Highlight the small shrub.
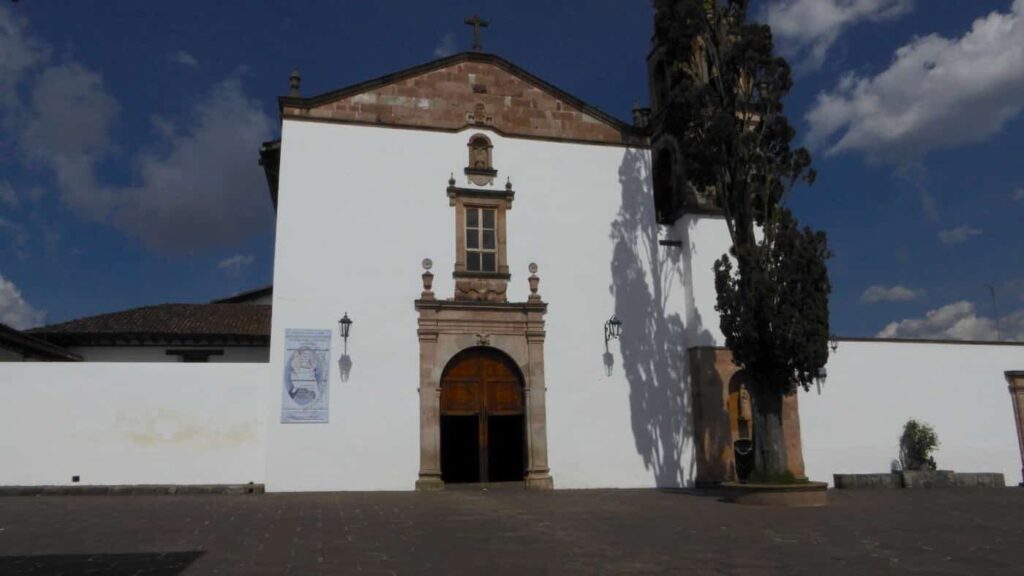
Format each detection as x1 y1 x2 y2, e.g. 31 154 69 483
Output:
899 419 939 471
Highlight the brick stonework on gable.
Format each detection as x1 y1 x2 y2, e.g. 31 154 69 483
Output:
282 54 645 146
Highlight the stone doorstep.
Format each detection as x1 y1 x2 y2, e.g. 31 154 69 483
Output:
834 471 1007 489
0 484 265 497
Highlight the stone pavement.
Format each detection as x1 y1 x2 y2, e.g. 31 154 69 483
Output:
0 487 1022 575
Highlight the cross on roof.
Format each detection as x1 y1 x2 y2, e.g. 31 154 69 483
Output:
464 14 489 52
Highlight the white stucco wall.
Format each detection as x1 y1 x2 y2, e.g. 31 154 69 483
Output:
69 345 269 363
266 120 732 491
801 340 1024 486
0 363 267 487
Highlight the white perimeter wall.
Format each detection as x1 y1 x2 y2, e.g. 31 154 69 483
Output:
267 120 732 491
0 363 267 486
802 340 1024 485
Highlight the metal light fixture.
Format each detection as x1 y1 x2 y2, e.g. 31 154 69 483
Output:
829 333 839 354
815 366 828 395
338 313 353 353
604 315 623 345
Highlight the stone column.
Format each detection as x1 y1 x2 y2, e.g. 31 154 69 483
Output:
1006 371 1024 487
416 330 444 490
524 309 553 490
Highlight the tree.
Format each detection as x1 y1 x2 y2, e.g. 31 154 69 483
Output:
899 419 939 471
653 0 831 478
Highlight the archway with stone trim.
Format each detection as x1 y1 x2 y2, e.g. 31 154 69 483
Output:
440 347 525 483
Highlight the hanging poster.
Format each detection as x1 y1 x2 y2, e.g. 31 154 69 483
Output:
281 328 332 423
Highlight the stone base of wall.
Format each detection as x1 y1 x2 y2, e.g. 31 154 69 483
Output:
833 473 902 489
834 471 1006 489
0 483 265 497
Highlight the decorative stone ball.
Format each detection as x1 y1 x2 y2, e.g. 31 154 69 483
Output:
528 262 538 274
422 258 433 271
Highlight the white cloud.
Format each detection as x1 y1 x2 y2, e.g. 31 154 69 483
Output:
0 214 27 249
860 284 921 303
1014 187 1024 201
0 272 45 329
170 50 199 68
107 78 275 252
0 8 274 255
878 300 1024 342
0 4 48 108
0 180 17 207
218 253 254 272
806 0 1024 161
763 0 913 70
20 63 118 219
938 225 983 246
433 33 457 58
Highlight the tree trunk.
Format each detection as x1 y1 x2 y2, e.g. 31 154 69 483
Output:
750 382 788 479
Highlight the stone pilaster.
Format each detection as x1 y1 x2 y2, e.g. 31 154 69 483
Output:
415 328 443 490
1005 371 1024 487
524 321 553 490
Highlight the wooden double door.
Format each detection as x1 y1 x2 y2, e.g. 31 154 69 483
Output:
440 349 526 483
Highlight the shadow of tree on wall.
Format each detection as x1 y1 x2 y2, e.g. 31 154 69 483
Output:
610 148 712 488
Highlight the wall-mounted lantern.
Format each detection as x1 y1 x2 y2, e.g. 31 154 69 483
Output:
829 334 839 354
604 315 623 346
338 313 353 353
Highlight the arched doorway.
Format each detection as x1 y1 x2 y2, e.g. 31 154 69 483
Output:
440 347 525 483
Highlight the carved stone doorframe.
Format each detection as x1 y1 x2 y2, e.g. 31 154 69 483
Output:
414 295 553 490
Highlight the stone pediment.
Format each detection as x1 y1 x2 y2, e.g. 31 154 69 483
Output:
280 52 646 146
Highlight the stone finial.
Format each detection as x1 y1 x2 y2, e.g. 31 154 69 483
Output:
449 173 456 187
421 258 435 299
289 68 301 96
528 262 540 302
506 177 512 192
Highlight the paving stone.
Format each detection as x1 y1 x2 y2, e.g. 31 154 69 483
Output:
0 489 1022 574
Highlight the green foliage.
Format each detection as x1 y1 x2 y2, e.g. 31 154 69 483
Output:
654 0 831 394
654 0 831 474
714 211 831 395
900 419 939 471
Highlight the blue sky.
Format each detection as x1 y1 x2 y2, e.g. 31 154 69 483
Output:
0 0 1022 341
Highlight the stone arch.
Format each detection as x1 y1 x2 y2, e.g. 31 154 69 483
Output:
467 133 494 170
414 300 552 490
439 346 526 483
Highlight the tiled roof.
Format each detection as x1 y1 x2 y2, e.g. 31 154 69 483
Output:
0 322 81 361
211 284 272 304
27 304 271 346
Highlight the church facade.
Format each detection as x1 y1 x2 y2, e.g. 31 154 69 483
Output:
1 41 1023 492
259 50 731 491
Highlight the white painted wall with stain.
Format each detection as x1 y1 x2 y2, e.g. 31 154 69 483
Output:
802 340 1024 485
0 363 266 487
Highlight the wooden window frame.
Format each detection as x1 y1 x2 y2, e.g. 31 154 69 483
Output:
447 184 514 277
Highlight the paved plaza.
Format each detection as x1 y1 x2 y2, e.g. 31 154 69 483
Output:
0 487 1022 575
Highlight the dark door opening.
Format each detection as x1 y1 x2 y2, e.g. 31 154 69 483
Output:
487 415 525 482
441 415 479 483
440 348 525 484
